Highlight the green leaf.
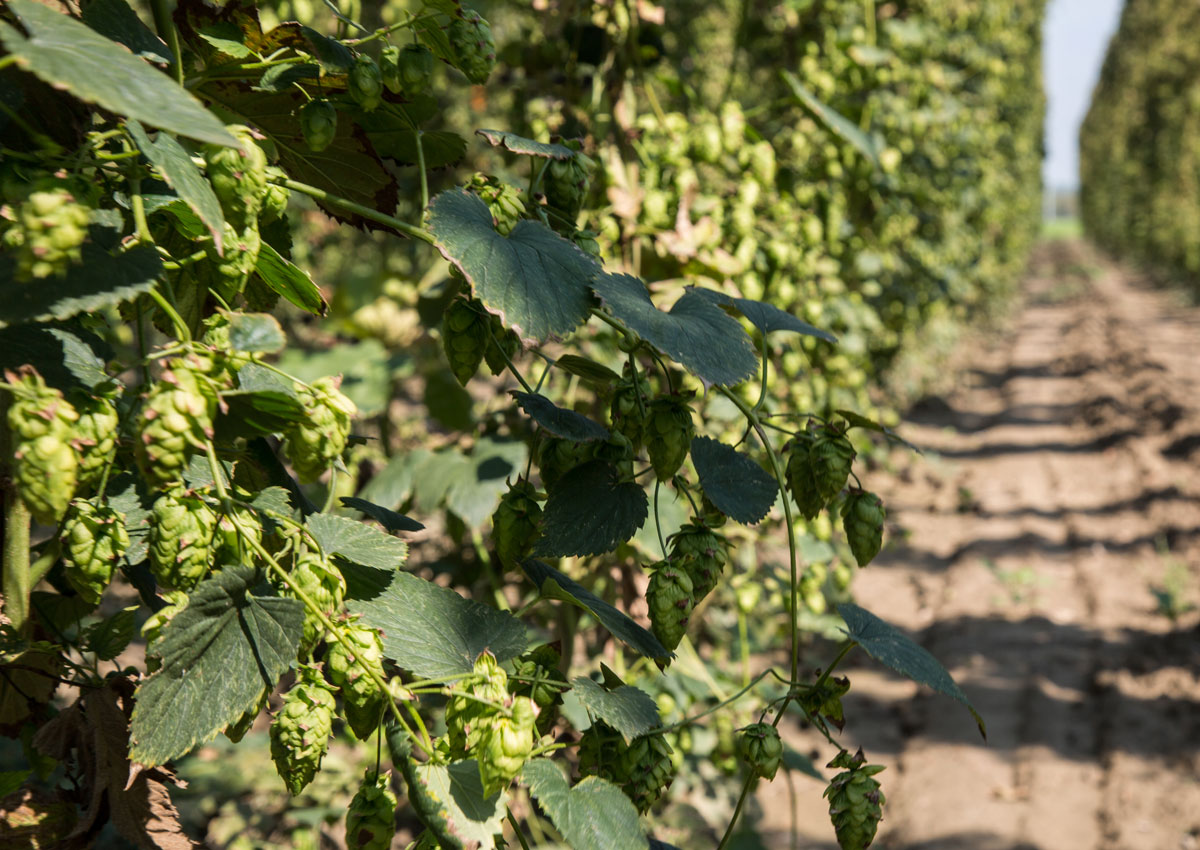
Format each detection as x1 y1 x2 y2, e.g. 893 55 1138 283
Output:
590 273 757 387
0 325 110 392
835 409 922 453
570 677 660 743
306 513 408 572
688 288 837 343
129 566 303 766
80 606 138 661
79 0 170 63
0 0 236 147
837 602 986 739
782 71 879 166
690 436 777 525
299 24 354 70
254 242 327 316
255 62 321 92
444 437 526 529
0 770 31 798
521 760 648 850
534 462 647 557
217 363 306 437
348 571 528 678
226 312 285 353
126 120 226 248
427 189 601 343
553 355 621 386
106 473 151 566
475 129 574 159
522 560 670 663
355 108 468 168
0 243 162 327
512 392 610 442
276 339 397 417
339 497 425 532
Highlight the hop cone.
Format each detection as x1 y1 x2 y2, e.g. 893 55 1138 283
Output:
300 100 337 153
737 722 783 780
214 504 261 566
593 431 635 481
396 43 434 95
260 168 289 222
447 7 495 84
609 367 651 450
544 152 595 222
811 429 856 503
800 562 829 615
441 295 490 386
327 624 386 739
2 176 92 280
61 499 128 605
203 126 267 228
842 490 885 567
287 551 346 654
204 220 261 301
478 696 536 795
510 644 566 731
148 490 218 591
646 561 694 651
284 376 356 482
824 749 886 850
491 479 543 566
645 395 695 482
136 359 216 489
482 312 521 377
445 651 508 757
345 770 397 850
580 722 675 813
469 172 525 236
6 367 79 524
347 54 383 111
270 666 336 794
784 432 825 520
668 521 728 602
535 436 593 491
72 392 119 486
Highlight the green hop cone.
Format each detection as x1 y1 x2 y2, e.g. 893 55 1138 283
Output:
609 366 650 450
260 168 289 222
785 432 825 520
824 749 886 850
345 769 397 850
468 172 526 236
572 228 601 257
491 478 543 566
737 722 783 781
396 43 434 95
667 521 728 602
284 376 356 482
270 665 336 795
594 431 635 481
544 152 595 223
580 722 676 813
326 623 386 740
842 490 885 567
646 561 694 652
348 54 384 112
444 650 508 757
286 550 346 654
71 392 119 486
5 367 80 524
135 359 217 490
2 175 92 280
205 220 261 301
447 7 495 85
148 490 218 591
478 696 536 795
535 436 594 491
645 393 695 482
440 295 490 386
811 428 856 503
300 100 337 152
379 44 403 94
510 645 566 730
214 503 261 566
204 125 268 228
483 316 521 376
60 499 128 605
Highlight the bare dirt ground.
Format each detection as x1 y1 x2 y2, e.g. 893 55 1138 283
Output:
756 239 1200 849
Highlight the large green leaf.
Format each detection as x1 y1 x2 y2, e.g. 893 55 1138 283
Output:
80 0 170 63
348 571 528 678
590 274 757 387
690 436 777 525
0 324 110 392
534 462 647 557
306 513 408 572
355 107 468 169
427 189 600 343
0 242 162 326
475 129 574 159
126 120 225 247
782 71 880 165
438 438 526 529
227 312 285 353
512 392 610 442
255 242 327 316
521 760 648 850
837 602 986 738
0 0 236 147
553 355 621 386
689 288 837 343
522 560 669 663
570 677 660 743
129 567 303 766
217 363 306 438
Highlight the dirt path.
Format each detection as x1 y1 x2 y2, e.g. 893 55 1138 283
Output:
756 240 1200 849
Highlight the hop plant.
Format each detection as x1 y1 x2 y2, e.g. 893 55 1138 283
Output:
468 172 526 235
286 550 346 654
482 314 521 376
579 722 676 813
348 54 384 112
535 436 593 491
60 499 128 605
300 100 337 152
544 151 595 222
441 295 490 386
477 696 536 794
284 376 356 482
135 359 217 489
447 7 495 85
345 770 397 850
842 490 885 567
204 125 268 228
667 521 728 602
326 623 386 739
270 666 336 795
148 490 218 591
225 686 269 743
645 394 695 482
444 651 508 757
824 749 886 850
811 427 856 503
1 175 92 280
72 392 119 486
785 432 825 520
395 43 434 95
737 722 783 781
646 561 695 652
510 644 567 731
5 368 79 524
609 366 650 450
491 478 543 566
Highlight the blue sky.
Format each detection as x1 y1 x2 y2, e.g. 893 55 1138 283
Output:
1042 0 1125 190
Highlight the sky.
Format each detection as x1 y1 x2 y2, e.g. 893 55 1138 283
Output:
1042 0 1126 190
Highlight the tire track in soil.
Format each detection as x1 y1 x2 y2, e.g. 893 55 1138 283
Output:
754 240 1200 850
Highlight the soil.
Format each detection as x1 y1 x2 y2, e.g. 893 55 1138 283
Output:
754 239 1200 850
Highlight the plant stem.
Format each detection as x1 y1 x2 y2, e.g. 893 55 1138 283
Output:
813 640 856 692
278 178 435 244
507 808 533 850
715 773 756 850
149 0 185 85
2 491 32 636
